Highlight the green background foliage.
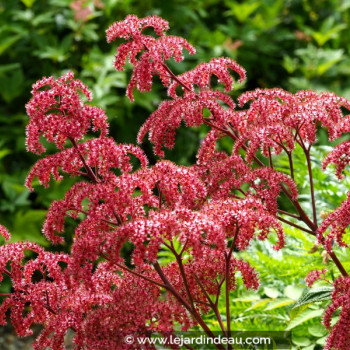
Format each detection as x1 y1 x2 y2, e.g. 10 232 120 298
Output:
1 0 350 348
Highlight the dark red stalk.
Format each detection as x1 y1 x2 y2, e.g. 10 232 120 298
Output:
153 262 225 350
69 137 99 184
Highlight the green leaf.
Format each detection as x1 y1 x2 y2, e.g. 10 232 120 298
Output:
303 346 315 350
317 49 343 75
0 69 25 102
11 210 48 246
310 17 346 46
0 63 21 75
293 287 333 308
308 324 328 337
316 336 327 346
21 0 36 7
225 1 260 23
284 285 304 300
286 309 324 331
231 292 260 303
0 149 11 160
292 336 311 346
282 55 298 74
0 35 22 56
265 298 295 311
264 286 280 298
246 298 271 311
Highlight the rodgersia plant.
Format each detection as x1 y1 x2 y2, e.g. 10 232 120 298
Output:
0 14 349 350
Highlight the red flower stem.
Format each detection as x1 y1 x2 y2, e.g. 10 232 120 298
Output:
68 137 99 184
276 209 300 220
99 252 166 288
215 277 225 307
179 239 189 257
276 216 314 235
156 182 162 210
160 62 192 92
193 298 211 307
153 262 225 349
202 119 231 135
114 212 123 226
272 138 295 180
268 147 273 169
287 151 294 180
304 146 318 227
225 257 231 349
117 263 167 289
294 134 318 226
225 226 239 350
281 188 348 276
3 268 11 277
193 274 228 337
280 185 316 230
143 42 192 93
317 239 348 277
330 252 348 277
172 247 196 312
68 208 119 226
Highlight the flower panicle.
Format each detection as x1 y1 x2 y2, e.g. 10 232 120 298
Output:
323 276 350 350
305 268 328 288
106 15 195 101
317 192 350 252
235 88 350 161
26 72 108 154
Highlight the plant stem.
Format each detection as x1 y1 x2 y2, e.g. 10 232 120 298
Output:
153 262 225 349
156 182 162 210
225 255 232 350
116 262 167 289
225 226 239 350
287 151 294 180
160 62 192 92
69 137 99 184
193 274 228 337
173 250 196 312
276 209 300 220
68 208 118 226
304 147 318 227
276 216 315 235
268 148 273 169
280 185 316 231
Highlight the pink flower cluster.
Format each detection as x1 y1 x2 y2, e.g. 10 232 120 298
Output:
304 268 327 288
0 224 10 241
0 243 190 349
112 17 246 156
167 57 246 97
323 276 350 350
26 72 108 154
318 192 350 252
25 137 148 190
137 90 235 156
234 89 350 161
323 140 350 178
0 14 349 350
106 15 195 101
